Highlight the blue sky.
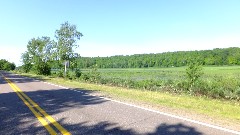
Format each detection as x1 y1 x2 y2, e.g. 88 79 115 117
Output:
0 0 240 66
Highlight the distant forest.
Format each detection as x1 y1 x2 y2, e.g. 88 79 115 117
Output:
75 47 240 68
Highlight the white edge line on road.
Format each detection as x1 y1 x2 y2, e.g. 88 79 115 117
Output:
26 76 240 135
103 97 240 135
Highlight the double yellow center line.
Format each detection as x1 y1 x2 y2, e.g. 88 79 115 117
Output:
1 73 71 135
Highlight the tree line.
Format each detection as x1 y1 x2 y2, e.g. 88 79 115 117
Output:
76 47 240 68
0 59 15 71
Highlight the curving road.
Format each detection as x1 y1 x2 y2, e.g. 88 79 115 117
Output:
0 71 239 135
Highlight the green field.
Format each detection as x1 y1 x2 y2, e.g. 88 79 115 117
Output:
78 66 240 100
95 66 240 80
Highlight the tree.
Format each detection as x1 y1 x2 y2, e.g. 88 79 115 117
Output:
54 21 83 62
27 37 54 63
21 52 32 73
54 21 83 77
0 59 15 71
3 62 15 71
22 37 54 75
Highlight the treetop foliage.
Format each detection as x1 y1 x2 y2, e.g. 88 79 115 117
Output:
55 21 83 61
26 36 54 63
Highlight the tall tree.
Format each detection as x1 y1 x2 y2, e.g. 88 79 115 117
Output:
54 21 83 62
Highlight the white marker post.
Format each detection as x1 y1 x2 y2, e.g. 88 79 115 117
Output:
64 60 69 77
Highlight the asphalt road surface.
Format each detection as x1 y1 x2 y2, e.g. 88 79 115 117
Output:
0 71 239 135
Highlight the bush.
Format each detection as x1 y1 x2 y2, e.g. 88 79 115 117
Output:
186 58 203 90
56 70 64 77
88 65 101 83
21 63 32 73
33 62 51 75
80 73 91 81
0 59 16 71
75 69 82 78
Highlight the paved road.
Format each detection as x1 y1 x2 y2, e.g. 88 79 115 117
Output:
0 71 239 135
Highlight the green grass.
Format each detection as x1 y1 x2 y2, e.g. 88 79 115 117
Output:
80 66 240 82
14 71 240 126
99 66 240 79
82 67 186 81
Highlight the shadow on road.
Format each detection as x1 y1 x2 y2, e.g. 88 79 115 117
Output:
0 71 50 85
148 123 202 135
0 89 203 135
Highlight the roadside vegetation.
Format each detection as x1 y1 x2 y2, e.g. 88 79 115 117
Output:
40 63 239 101
0 59 15 71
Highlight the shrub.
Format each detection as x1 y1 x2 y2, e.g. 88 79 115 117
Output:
22 63 32 73
33 62 51 75
186 58 203 90
66 71 74 80
75 69 82 78
88 65 101 83
80 73 91 81
56 70 64 77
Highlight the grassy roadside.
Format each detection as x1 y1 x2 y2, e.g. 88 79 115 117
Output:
14 72 240 129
